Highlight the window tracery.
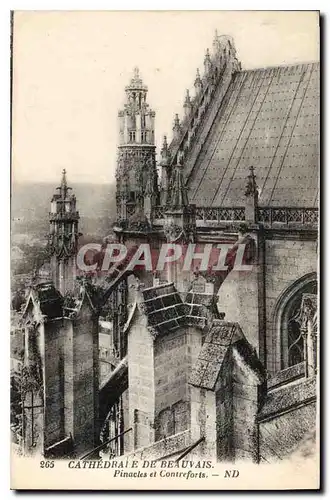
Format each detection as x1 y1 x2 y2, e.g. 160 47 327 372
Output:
280 277 317 369
272 273 317 373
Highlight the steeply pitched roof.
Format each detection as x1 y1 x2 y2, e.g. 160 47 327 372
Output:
189 321 242 389
189 320 265 390
141 282 218 335
186 62 319 208
184 289 218 329
23 282 63 320
142 283 186 334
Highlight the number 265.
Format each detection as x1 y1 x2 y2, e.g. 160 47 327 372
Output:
40 461 55 468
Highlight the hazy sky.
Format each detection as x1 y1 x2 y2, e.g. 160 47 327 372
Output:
12 11 319 185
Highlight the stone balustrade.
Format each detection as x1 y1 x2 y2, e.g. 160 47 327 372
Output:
152 206 318 228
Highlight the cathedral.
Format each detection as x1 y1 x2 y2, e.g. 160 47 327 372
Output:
11 33 319 463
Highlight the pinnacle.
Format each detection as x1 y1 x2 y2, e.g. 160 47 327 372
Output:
133 66 140 80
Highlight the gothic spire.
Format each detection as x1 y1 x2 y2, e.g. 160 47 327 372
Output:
195 68 202 85
204 48 212 73
160 135 169 162
173 113 180 129
61 168 67 187
184 89 191 105
172 113 181 141
117 66 158 224
162 135 168 151
125 66 147 92
194 68 203 96
49 170 79 294
183 89 192 118
60 168 67 198
56 168 72 200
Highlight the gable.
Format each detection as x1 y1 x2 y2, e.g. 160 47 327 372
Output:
22 283 63 321
189 321 265 390
189 321 242 390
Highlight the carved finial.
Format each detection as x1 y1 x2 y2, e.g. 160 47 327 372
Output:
133 66 140 80
245 166 258 198
194 68 202 94
184 89 191 105
160 135 169 162
217 35 240 71
172 114 182 141
183 89 192 118
125 66 147 93
61 168 67 188
56 168 72 199
204 48 212 72
213 29 219 49
173 113 180 129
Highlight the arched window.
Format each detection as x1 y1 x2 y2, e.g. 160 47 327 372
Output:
273 273 317 372
281 289 315 368
129 131 136 143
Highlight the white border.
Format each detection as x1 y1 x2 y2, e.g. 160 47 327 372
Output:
1 2 327 498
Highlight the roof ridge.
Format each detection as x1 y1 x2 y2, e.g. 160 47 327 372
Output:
240 61 319 73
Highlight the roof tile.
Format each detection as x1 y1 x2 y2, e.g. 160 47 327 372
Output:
187 63 319 208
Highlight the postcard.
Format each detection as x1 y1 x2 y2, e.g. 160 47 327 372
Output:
10 10 320 490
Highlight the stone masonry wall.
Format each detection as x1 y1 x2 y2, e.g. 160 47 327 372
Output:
72 302 99 457
128 309 203 449
259 402 316 462
63 319 74 443
154 329 187 409
215 363 233 461
127 309 155 451
44 320 66 449
264 238 317 374
217 268 259 351
154 326 203 442
125 429 191 461
190 386 217 460
231 349 259 462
